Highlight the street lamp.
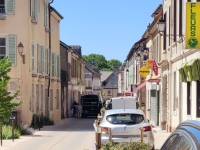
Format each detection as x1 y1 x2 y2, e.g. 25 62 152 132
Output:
157 19 166 33
126 69 129 90
136 53 141 61
17 42 25 64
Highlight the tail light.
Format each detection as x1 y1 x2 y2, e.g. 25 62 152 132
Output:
143 126 152 131
102 127 109 134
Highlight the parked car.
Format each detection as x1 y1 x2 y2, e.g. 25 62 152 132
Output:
160 120 200 150
99 109 154 149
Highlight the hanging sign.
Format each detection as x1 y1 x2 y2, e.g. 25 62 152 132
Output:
146 59 154 69
186 2 200 49
138 66 150 78
152 60 158 76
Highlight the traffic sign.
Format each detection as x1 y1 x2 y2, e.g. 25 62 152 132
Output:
138 66 150 78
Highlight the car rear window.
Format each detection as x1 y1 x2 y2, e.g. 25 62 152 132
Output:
106 113 144 125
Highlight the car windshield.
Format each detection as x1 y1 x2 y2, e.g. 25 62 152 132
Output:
106 113 144 125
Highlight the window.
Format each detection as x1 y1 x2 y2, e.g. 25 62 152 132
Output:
50 89 53 111
44 1 48 28
57 55 60 78
0 38 6 59
106 113 144 125
37 44 42 73
173 0 177 42
173 72 176 111
41 85 43 111
187 82 191 115
0 35 16 65
0 0 14 14
30 0 38 22
179 0 182 37
31 84 34 112
169 6 171 46
161 134 180 150
197 81 200 117
176 136 192 150
36 84 39 112
56 89 59 109
163 13 167 50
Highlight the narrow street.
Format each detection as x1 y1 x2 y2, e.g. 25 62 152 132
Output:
2 118 96 150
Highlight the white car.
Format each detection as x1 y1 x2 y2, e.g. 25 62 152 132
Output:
99 109 154 149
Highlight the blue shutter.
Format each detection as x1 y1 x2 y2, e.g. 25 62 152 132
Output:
6 0 15 15
6 35 16 66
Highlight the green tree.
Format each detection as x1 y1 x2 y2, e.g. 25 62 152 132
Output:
83 54 122 71
107 59 122 70
0 57 23 124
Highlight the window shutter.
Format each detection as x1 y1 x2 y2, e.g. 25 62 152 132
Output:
42 47 45 73
52 52 54 77
30 0 34 17
37 44 41 73
44 48 47 74
6 0 15 15
57 55 60 78
44 1 48 27
54 54 57 77
31 41 34 72
34 0 38 21
47 48 50 74
6 35 16 66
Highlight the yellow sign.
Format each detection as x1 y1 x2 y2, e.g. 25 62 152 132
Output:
146 59 154 69
186 2 200 49
138 66 150 78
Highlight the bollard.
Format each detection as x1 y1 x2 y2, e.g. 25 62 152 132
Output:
12 120 14 142
140 128 144 143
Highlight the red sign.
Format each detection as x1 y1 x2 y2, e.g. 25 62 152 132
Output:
125 92 132 96
148 78 160 82
152 60 158 76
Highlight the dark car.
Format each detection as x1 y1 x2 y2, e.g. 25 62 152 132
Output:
160 120 200 150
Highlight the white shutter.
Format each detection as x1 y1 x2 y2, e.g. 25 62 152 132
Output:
54 54 57 78
34 0 38 21
6 0 15 15
42 47 45 73
52 52 54 77
57 55 60 78
47 48 50 74
37 44 41 73
44 48 47 74
30 0 34 17
44 1 48 27
6 35 16 66
31 41 34 72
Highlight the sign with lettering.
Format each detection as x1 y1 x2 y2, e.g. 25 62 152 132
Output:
138 66 150 78
146 59 154 69
152 61 158 76
186 2 200 49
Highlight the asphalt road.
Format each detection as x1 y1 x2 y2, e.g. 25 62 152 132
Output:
2 118 96 150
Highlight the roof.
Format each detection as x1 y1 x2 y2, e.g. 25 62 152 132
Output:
151 4 163 17
85 62 101 75
101 71 113 82
50 6 64 19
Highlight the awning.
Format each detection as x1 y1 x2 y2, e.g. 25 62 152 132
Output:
185 59 200 81
178 62 187 82
134 82 146 92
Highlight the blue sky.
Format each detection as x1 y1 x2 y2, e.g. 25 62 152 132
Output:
52 0 162 63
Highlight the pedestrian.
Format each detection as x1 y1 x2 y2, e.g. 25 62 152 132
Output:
76 103 82 118
72 101 78 117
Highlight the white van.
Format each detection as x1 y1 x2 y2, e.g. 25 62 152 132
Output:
106 96 138 110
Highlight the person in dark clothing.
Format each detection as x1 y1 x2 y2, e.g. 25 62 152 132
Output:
72 101 78 117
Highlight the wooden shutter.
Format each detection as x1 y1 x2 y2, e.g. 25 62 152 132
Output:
34 0 38 20
54 53 57 77
6 0 15 14
52 52 54 77
42 46 45 73
37 44 41 73
47 48 50 74
30 0 34 17
31 41 35 72
44 48 47 74
6 35 16 66
57 55 60 78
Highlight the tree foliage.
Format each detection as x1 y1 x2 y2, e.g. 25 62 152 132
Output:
0 57 23 124
83 54 122 71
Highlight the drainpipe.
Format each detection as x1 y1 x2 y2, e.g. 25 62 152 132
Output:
47 0 54 117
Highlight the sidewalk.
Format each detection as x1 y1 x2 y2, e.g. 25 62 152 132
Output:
152 126 171 150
